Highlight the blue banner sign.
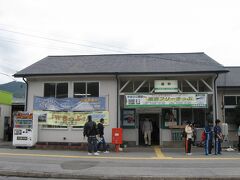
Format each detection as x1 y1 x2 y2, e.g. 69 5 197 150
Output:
33 96 106 111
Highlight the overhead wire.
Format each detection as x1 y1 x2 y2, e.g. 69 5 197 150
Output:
0 23 139 53
0 28 129 53
0 72 17 81
0 25 214 66
0 36 103 54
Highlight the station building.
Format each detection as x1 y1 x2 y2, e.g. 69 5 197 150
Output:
14 53 235 147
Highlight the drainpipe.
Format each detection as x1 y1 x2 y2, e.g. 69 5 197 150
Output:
22 78 28 111
213 73 219 125
116 74 119 128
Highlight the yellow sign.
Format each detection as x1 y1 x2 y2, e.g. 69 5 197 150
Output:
33 111 109 126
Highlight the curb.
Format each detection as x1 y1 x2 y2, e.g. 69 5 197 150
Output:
0 170 239 180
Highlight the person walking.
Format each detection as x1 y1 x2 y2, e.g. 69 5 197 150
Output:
97 118 109 153
185 121 193 155
83 115 99 156
214 119 223 155
142 118 153 146
203 122 213 155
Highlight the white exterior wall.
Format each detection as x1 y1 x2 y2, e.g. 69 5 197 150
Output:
26 76 117 143
217 90 239 142
217 90 240 125
0 104 11 140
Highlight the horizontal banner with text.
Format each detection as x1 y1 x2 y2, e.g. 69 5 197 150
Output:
125 94 207 108
33 110 109 126
33 96 106 111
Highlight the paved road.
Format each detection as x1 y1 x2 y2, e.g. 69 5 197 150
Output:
0 147 239 179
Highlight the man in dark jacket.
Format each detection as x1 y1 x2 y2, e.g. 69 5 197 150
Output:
97 118 109 153
83 115 99 156
214 119 223 155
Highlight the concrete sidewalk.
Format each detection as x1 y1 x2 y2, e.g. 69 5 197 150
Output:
0 145 239 179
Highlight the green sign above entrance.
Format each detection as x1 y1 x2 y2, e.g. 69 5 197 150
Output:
125 94 207 108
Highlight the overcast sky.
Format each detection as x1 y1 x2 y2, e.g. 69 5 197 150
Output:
0 0 240 84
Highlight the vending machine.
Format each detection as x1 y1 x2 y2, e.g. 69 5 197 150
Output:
13 112 38 147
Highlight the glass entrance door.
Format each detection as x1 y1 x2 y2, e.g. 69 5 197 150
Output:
138 113 159 145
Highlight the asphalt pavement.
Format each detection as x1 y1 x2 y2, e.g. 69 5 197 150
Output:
0 143 239 179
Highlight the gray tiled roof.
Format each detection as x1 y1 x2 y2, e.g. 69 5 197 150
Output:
14 53 227 77
217 67 240 87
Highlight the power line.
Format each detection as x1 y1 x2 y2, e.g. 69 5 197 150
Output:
0 26 211 66
0 28 129 53
1 36 210 66
0 36 98 54
0 72 16 81
0 23 140 53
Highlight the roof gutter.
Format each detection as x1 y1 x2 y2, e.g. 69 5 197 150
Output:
214 73 219 124
115 73 119 128
13 70 229 78
22 78 28 111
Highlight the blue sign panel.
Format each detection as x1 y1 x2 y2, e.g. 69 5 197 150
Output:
33 96 106 111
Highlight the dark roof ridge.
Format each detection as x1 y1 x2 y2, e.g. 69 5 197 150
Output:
47 52 205 58
225 66 240 68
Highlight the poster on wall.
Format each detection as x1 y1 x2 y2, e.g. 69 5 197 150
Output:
33 110 109 126
122 109 135 128
33 96 106 111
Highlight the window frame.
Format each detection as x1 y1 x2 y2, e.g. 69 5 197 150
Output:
223 95 240 127
73 81 100 98
43 82 69 98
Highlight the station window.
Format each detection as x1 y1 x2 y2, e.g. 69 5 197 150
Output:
224 95 240 127
224 96 237 105
74 82 99 98
44 83 68 98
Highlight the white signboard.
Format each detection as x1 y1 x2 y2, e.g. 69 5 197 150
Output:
126 94 207 108
154 80 178 93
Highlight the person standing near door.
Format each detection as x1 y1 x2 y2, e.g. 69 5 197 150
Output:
185 121 193 155
142 118 153 146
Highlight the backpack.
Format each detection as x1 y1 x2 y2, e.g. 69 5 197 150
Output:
84 121 94 137
201 131 206 141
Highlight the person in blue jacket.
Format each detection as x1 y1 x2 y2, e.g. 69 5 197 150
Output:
204 122 213 155
214 119 223 155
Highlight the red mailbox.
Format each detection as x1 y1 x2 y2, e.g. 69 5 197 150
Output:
112 128 122 145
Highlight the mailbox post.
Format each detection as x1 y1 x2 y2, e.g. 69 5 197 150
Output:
112 128 122 152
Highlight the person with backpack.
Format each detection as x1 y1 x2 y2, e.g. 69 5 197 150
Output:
97 118 109 153
203 122 213 155
83 115 99 156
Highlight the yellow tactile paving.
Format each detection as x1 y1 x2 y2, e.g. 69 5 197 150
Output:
153 146 166 158
0 152 239 160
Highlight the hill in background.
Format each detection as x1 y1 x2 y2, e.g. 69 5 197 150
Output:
0 81 26 98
